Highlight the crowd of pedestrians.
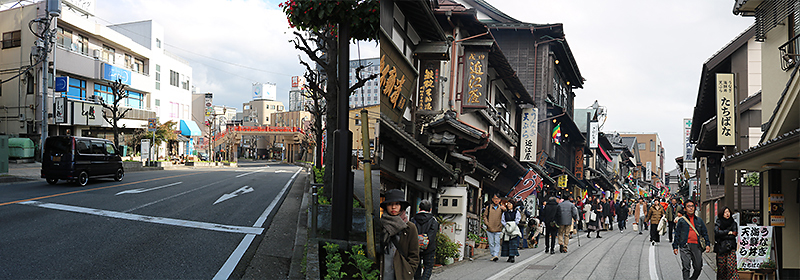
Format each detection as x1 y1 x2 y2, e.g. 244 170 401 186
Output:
378 187 739 280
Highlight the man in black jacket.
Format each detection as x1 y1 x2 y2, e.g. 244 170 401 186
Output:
412 200 438 280
541 197 560 254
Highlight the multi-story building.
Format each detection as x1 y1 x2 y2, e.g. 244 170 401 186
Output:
288 76 312 112
348 105 378 161
348 57 379 108
619 133 664 191
242 99 283 158
271 110 312 162
0 1 196 157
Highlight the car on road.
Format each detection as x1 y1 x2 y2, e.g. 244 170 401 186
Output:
41 135 124 186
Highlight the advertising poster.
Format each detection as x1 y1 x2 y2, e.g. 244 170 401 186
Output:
737 225 773 270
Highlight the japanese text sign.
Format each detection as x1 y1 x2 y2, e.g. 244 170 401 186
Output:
737 225 773 270
418 61 439 111
574 147 584 180
508 169 542 201
684 118 695 161
462 50 488 109
716 73 735 146
519 108 538 162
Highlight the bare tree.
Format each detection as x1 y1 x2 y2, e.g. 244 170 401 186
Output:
100 78 131 149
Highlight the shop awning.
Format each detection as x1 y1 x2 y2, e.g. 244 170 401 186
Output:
180 120 202 136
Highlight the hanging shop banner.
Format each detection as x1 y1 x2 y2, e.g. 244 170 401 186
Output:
557 174 568 188
589 121 599 148
683 118 695 161
574 147 584 180
520 108 538 162
204 93 213 123
769 194 785 226
461 50 488 109
737 226 773 270
507 169 542 201
54 97 66 124
646 162 652 182
716 73 735 146
380 36 413 123
417 61 439 112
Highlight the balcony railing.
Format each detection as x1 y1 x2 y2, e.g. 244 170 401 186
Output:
479 105 519 145
779 33 800 71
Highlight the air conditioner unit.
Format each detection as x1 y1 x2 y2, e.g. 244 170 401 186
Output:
93 49 101 59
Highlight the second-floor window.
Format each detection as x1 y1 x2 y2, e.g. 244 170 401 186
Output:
76 35 88 55
553 71 568 107
67 77 86 100
2 30 21 49
102 45 115 64
133 58 144 74
170 70 179 87
56 27 72 49
155 64 161 90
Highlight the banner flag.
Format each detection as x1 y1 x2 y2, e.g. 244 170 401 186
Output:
508 170 542 201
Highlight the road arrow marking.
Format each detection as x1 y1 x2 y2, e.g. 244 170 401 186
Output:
115 182 183 195
214 186 255 205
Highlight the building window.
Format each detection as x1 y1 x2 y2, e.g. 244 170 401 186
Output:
2 30 21 49
66 77 86 100
638 143 646 151
182 77 189 90
170 70 179 87
56 27 72 49
102 45 115 64
650 139 655 152
133 58 144 74
156 38 161 48
76 35 88 55
155 64 161 90
93 84 114 103
126 91 143 109
155 99 160 106
124 54 132 69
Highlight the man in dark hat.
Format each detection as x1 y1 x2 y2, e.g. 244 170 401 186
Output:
380 189 420 280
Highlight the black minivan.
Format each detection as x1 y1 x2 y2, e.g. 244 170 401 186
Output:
41 136 124 186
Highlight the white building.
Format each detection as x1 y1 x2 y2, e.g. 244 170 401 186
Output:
0 0 198 157
348 57 379 108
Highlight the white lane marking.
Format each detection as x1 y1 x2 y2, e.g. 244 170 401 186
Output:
274 170 289 173
486 250 546 280
236 170 262 178
17 201 263 235
649 244 659 280
214 167 302 280
213 186 255 205
115 182 183 195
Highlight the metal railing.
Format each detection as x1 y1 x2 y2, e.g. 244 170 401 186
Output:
779 33 800 71
481 105 519 144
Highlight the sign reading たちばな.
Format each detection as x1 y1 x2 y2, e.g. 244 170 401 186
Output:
736 225 773 270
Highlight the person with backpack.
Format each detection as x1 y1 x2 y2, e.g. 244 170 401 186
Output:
541 197 560 254
411 200 438 280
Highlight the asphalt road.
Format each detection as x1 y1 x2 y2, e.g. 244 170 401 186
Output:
0 162 302 279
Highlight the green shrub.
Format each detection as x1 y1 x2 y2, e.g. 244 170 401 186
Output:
313 166 325 184
346 244 379 280
435 233 461 264
323 242 347 280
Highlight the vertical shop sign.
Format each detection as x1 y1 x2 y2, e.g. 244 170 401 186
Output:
769 194 785 226
589 121 599 148
417 61 438 111
737 225 773 269
461 50 488 109
574 147 584 180
684 118 695 161
716 73 735 146
520 108 538 162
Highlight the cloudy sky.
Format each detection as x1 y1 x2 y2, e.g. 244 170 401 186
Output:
95 0 378 108
484 0 754 171
94 0 754 172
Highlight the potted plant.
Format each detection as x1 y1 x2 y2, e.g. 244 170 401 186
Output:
755 259 777 275
435 232 461 265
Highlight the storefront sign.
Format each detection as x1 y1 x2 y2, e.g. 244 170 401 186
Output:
683 118 695 161
716 73 735 146
461 50 488 109
71 100 104 126
54 97 66 123
589 121 598 148
557 174 568 188
769 194 784 226
417 61 438 111
508 169 542 201
646 162 652 182
519 108 538 162
102 63 131 85
737 225 773 270
379 37 413 123
574 147 584 180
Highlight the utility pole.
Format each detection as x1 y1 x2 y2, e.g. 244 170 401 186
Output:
331 23 353 240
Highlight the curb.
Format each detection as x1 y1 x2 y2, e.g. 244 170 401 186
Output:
288 171 311 279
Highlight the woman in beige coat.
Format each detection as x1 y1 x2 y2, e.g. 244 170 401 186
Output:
645 200 665 245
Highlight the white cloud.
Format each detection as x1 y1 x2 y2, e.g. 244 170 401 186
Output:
96 0 377 112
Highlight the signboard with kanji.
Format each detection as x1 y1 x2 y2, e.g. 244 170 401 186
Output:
380 36 414 123
683 118 695 161
519 108 537 162
769 194 785 226
147 118 157 132
461 50 488 109
417 61 439 112
737 225 773 270
716 73 735 146
557 174 568 188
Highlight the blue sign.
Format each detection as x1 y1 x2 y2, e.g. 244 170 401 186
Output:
102 63 131 85
54 76 69 92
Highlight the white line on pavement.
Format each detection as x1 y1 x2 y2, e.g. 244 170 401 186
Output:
17 201 263 235
214 167 302 280
486 250 546 280
115 182 183 195
649 244 659 280
235 170 263 178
